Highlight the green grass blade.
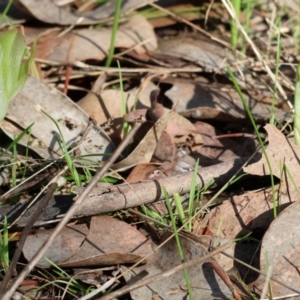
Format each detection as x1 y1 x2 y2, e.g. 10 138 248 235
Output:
270 27 281 126
0 0 13 26
105 0 122 67
294 63 300 145
230 0 241 47
0 217 10 273
163 187 194 300
0 123 34 158
139 205 168 224
42 111 82 187
227 67 277 217
117 60 130 137
188 159 199 231
173 193 188 230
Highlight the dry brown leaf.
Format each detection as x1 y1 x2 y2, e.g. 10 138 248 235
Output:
197 124 300 278
250 201 300 296
182 232 236 273
196 123 300 280
148 89 200 136
164 80 290 123
23 217 154 268
148 90 203 154
23 224 89 267
152 130 176 163
193 121 254 166
59 216 155 267
158 36 234 73
199 124 300 239
123 232 232 299
15 0 155 25
244 124 300 187
35 15 157 62
3 76 114 160
126 163 162 182
78 89 136 139
111 105 176 170
198 187 294 240
77 81 157 139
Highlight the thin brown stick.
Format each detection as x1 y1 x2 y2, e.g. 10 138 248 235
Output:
210 259 242 300
149 2 233 50
0 167 58 202
181 230 300 296
0 183 58 293
221 252 300 295
74 116 97 156
213 133 255 139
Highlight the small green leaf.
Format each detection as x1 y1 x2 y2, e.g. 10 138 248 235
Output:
0 28 34 122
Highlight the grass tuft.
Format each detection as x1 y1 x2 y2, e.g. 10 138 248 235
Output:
0 217 10 273
164 187 194 300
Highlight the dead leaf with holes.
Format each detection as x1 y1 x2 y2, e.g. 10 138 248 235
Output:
77 80 157 140
148 89 203 152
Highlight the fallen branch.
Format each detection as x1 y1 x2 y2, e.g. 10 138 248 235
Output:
1 158 247 227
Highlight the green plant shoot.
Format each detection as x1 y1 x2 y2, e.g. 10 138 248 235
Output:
0 217 11 273
294 63 300 145
0 28 34 123
230 0 240 47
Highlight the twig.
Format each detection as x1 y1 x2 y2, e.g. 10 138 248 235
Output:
7 166 68 229
149 2 233 50
182 231 300 296
74 116 97 156
0 167 58 202
0 183 58 293
222 252 300 295
210 259 242 300
0 122 142 300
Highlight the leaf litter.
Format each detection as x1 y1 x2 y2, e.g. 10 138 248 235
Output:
0 1 300 299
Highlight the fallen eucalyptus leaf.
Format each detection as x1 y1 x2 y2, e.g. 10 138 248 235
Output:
3 76 114 160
